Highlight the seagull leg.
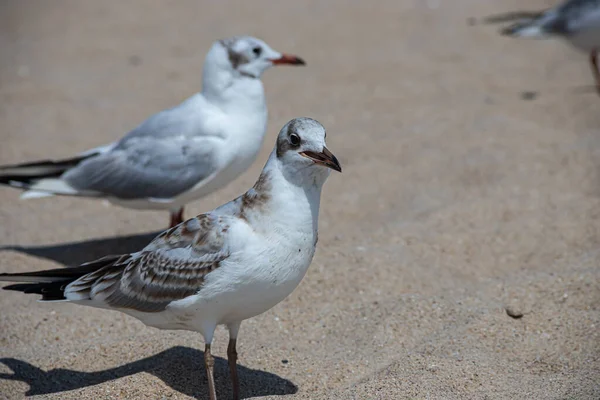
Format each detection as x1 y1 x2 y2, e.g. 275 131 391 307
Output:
169 207 184 228
204 343 217 400
227 339 240 400
590 49 600 95
227 322 242 400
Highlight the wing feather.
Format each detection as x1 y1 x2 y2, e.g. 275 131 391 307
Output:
64 213 231 312
62 136 221 199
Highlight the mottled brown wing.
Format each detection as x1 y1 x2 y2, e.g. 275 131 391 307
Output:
65 213 230 312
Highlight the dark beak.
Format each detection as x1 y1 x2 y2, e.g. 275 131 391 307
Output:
300 147 342 172
270 53 306 66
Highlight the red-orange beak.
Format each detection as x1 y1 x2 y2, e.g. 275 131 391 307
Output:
270 54 306 66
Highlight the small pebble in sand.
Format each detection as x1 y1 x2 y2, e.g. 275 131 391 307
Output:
505 305 524 319
520 91 538 101
426 364 439 372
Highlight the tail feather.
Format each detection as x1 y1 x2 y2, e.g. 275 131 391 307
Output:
3 282 69 301
0 254 124 301
482 11 543 25
500 21 547 37
482 7 564 39
0 153 97 192
19 191 56 200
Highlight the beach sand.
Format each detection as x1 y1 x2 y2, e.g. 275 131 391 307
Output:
0 0 599 398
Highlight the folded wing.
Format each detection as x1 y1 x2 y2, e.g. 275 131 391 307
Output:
1 213 231 313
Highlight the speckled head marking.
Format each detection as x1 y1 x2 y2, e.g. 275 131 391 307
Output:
274 117 342 185
277 118 318 157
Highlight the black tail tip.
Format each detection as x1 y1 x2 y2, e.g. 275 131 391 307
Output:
500 24 521 36
500 28 515 36
500 23 527 36
2 283 34 293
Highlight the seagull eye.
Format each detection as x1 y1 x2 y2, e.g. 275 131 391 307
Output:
289 133 301 146
252 46 262 56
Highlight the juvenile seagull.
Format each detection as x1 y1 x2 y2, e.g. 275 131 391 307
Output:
0 118 341 400
0 36 305 228
485 0 600 94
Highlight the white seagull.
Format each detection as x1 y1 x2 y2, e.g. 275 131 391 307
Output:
485 0 600 94
0 118 341 400
0 36 305 228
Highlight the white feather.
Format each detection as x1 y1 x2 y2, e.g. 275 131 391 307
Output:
20 190 56 200
27 178 81 195
512 24 548 38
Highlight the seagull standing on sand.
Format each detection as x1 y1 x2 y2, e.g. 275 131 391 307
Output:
0 118 341 400
0 36 305 228
485 0 600 94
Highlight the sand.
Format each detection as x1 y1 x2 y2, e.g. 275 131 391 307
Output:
1 0 599 399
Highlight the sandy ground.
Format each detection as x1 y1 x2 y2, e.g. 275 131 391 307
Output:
1 0 599 399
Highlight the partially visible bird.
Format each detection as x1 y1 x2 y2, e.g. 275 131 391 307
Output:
0 117 341 400
484 0 600 94
0 36 305 228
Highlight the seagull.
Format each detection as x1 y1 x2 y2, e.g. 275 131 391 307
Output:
0 117 341 400
484 0 600 94
0 36 305 228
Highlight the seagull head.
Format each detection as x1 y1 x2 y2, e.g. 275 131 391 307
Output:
275 118 341 186
209 36 305 80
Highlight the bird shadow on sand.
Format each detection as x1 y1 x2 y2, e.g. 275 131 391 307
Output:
0 346 297 399
0 231 161 267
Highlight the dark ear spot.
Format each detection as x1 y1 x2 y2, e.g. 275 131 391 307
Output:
276 119 300 158
227 48 249 69
220 39 250 69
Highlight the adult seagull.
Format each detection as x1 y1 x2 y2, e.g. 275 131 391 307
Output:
0 36 305 227
484 0 600 94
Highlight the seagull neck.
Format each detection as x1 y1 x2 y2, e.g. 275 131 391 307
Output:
201 68 266 110
244 153 325 236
